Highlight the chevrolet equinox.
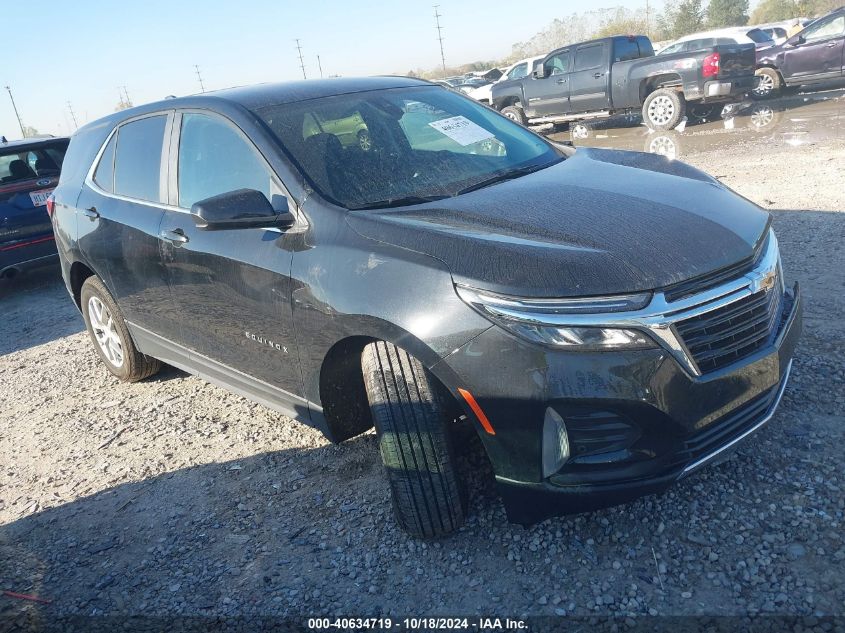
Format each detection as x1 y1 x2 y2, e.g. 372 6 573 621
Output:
51 78 802 537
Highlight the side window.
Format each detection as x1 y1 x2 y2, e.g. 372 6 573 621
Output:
178 113 273 209
507 63 528 80
93 133 117 193
113 115 167 203
574 44 605 71
544 52 571 76
659 42 683 55
803 15 844 42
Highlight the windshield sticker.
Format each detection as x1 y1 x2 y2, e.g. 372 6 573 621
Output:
428 116 495 146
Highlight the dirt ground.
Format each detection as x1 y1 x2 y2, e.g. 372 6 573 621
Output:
1 86 843 626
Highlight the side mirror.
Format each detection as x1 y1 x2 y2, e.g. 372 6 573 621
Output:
190 189 295 231
532 65 548 79
787 34 805 46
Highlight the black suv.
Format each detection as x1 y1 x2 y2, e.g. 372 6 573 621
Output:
52 78 801 537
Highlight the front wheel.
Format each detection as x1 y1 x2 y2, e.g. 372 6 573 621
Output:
80 276 161 382
753 68 782 99
642 89 686 131
361 341 466 538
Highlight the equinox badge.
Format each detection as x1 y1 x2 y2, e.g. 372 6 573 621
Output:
244 331 288 354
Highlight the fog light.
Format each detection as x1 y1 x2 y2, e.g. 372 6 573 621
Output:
542 408 570 478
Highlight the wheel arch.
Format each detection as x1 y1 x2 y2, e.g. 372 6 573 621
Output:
69 260 97 311
639 73 684 102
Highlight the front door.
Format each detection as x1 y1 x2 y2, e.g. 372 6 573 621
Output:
522 50 572 118
782 14 845 82
159 111 304 401
568 42 611 114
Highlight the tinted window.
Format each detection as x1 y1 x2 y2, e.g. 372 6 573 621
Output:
0 144 66 183
614 38 640 62
257 86 560 210
113 115 167 203
658 42 684 55
178 113 273 209
574 44 604 70
803 15 844 41
93 133 116 193
507 62 528 79
544 52 571 75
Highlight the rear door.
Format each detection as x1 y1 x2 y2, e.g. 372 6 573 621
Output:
522 50 572 117
781 14 845 81
569 41 611 113
159 110 303 397
78 112 178 339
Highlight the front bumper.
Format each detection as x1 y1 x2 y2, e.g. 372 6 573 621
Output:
434 283 801 525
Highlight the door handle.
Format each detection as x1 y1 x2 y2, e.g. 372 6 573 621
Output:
593 72 605 79
827 41 837 47
160 228 189 246
81 206 99 220
556 78 568 84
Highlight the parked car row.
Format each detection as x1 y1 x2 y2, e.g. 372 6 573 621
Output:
463 6 845 129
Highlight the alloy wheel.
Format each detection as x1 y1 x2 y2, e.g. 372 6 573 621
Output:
754 73 775 97
88 296 124 368
648 96 675 127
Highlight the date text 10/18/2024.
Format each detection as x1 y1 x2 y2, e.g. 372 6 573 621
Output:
307 617 528 630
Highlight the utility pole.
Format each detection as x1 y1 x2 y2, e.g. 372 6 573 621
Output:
433 5 447 75
4 85 26 138
194 64 206 93
67 101 78 130
645 0 651 38
317 55 324 78
295 39 307 79
122 85 132 107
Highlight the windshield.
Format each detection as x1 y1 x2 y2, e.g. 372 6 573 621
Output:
255 86 561 210
747 29 774 43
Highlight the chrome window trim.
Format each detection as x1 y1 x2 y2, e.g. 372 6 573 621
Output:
84 109 308 233
460 229 782 377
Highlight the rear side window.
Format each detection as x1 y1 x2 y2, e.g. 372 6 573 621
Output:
113 115 167 203
93 133 117 193
574 44 604 71
177 113 273 209
803 15 844 41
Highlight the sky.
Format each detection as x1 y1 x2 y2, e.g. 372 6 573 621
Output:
0 0 664 139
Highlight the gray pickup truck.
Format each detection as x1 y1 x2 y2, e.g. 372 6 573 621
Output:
491 35 758 130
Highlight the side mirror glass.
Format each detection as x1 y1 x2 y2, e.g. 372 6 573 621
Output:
190 189 295 231
532 65 548 79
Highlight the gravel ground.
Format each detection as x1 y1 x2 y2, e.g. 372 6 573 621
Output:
1 120 843 625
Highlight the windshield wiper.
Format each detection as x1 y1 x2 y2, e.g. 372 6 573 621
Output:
349 194 450 211
455 161 560 196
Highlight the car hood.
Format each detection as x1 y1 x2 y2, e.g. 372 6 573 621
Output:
346 148 770 298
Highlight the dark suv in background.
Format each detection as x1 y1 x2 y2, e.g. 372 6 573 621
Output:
755 6 845 97
1 136 68 279
51 78 801 537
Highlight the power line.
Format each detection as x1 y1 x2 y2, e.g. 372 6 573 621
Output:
317 55 324 78
194 64 206 93
4 85 26 138
67 101 78 130
433 5 447 74
295 39 307 79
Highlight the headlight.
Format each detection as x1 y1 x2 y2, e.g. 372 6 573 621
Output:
456 285 657 350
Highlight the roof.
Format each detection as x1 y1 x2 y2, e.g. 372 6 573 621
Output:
0 135 68 149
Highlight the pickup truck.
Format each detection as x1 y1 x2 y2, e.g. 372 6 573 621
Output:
491 34 758 130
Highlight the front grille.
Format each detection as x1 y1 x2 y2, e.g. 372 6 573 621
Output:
675 284 781 374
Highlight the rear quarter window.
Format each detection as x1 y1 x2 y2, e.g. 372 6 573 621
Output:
574 44 605 71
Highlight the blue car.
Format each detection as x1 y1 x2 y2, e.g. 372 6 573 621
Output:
1 135 69 279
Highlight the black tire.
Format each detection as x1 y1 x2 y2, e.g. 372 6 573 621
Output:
500 105 527 126
642 88 686 131
361 341 466 538
752 68 782 100
80 276 161 382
